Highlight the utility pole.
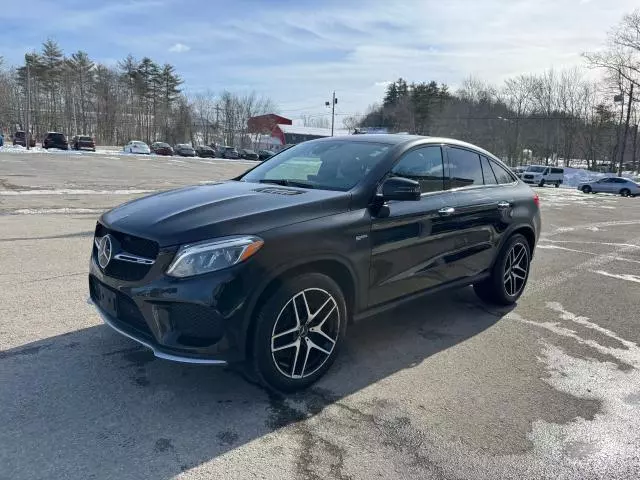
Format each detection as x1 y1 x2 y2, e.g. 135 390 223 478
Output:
325 92 337 136
25 56 31 150
618 82 634 176
631 123 638 173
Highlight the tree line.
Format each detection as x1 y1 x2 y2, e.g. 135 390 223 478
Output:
356 10 640 173
0 40 277 147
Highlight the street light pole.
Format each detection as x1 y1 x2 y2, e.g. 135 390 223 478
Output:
325 92 338 136
25 56 31 150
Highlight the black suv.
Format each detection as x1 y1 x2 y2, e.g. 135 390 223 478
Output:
71 135 95 151
13 130 36 147
43 132 69 150
89 135 540 391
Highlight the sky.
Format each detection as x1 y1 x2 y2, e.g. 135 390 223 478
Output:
1 0 638 122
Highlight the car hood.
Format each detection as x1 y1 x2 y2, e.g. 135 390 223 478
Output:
100 181 352 247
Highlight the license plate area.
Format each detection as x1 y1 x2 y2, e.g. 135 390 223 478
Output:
96 283 118 317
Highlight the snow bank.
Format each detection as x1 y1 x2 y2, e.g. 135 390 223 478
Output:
562 167 639 187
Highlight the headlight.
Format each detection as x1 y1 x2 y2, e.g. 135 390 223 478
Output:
166 236 264 278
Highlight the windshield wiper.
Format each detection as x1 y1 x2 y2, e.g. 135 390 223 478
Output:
259 179 315 189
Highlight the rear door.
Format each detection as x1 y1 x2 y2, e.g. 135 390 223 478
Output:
368 145 459 306
443 147 514 279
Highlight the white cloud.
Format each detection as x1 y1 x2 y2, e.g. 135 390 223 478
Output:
168 43 190 53
183 0 638 114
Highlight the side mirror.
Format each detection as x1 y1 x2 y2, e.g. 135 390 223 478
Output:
381 176 421 201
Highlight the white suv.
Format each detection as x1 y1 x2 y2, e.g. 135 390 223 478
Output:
521 165 564 187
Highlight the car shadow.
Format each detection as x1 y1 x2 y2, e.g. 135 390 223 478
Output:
0 287 511 479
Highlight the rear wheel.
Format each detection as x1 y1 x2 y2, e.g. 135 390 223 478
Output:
252 273 347 392
620 188 631 197
582 185 592 194
474 234 531 305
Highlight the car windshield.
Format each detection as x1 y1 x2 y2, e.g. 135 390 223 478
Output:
240 140 390 191
526 166 545 173
79 136 92 141
50 133 65 140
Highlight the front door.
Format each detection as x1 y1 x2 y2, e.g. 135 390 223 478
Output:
368 146 461 307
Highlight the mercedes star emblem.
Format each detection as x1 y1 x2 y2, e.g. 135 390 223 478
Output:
97 234 113 269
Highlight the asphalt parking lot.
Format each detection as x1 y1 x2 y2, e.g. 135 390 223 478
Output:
1 150 640 480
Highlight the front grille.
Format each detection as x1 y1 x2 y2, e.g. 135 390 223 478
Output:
90 276 151 335
95 223 158 259
94 223 158 281
524 174 534 179
104 260 151 282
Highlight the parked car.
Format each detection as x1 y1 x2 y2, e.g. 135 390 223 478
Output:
240 149 259 161
71 135 96 151
258 149 275 161
13 130 36 147
89 134 540 391
577 177 640 197
218 146 240 159
43 132 69 150
195 145 216 158
174 144 196 157
0 133 4 147
150 142 173 156
520 165 564 187
124 140 151 154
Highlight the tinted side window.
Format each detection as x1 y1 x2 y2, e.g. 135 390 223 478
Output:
551 168 564 174
391 146 444 193
448 147 483 188
480 156 497 185
490 161 516 184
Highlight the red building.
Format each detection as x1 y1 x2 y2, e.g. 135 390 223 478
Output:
247 114 292 134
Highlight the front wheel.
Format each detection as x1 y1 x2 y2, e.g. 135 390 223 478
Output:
252 273 347 392
620 188 631 197
554 182 560 188
538 180 545 187
474 234 531 305
582 185 592 194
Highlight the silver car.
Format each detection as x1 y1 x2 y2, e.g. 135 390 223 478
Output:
577 177 640 197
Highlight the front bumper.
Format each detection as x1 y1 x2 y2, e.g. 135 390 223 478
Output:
89 250 255 364
90 297 227 365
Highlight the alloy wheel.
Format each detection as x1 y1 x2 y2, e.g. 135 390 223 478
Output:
503 243 529 297
271 288 340 379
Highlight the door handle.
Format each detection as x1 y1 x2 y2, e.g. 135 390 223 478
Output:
497 201 511 209
438 207 455 216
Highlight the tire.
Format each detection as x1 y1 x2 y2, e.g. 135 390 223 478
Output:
538 180 545 187
620 188 631 197
252 273 347 392
554 182 560 188
474 233 531 306
582 185 592 194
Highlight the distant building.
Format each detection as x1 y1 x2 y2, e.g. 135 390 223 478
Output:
247 114 292 134
271 124 350 147
247 113 350 149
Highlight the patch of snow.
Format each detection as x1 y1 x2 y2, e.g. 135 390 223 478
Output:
591 270 640 284
509 302 640 475
6 208 105 215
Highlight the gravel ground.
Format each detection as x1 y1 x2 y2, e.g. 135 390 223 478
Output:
1 150 640 480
